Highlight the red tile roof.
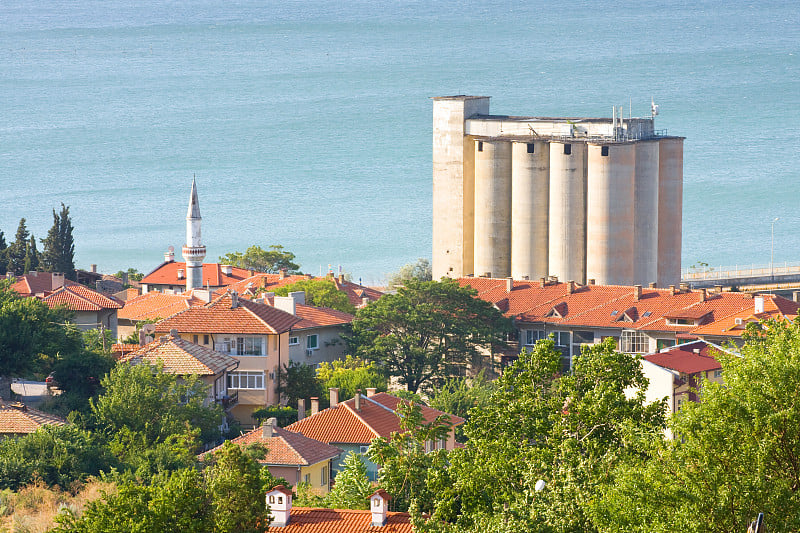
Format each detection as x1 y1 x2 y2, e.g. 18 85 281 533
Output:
286 393 464 446
691 294 800 337
42 284 123 311
0 400 67 435
141 261 252 288
118 291 203 321
7 272 74 297
330 277 384 308
221 273 312 297
154 292 300 335
266 508 411 532
643 340 726 374
202 425 341 467
121 333 238 376
291 304 353 331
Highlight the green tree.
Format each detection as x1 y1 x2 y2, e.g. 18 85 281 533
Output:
593 319 800 533
276 360 325 409
219 244 300 274
326 451 373 510
368 400 453 512
348 279 511 393
41 203 76 280
24 234 39 273
412 338 665 533
48 340 115 415
427 370 495 443
7 218 29 276
204 440 270 533
316 355 387 401
385 258 432 289
273 278 356 314
113 267 144 282
0 229 7 274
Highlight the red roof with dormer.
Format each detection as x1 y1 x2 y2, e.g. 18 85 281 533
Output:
118 291 205 321
266 507 412 532
330 277 384 308
221 273 313 297
42 284 123 311
691 294 800 337
201 425 341 467
7 272 74 297
643 340 727 374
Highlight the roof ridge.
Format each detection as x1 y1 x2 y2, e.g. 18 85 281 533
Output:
239 299 279 334
274 431 309 466
342 402 381 439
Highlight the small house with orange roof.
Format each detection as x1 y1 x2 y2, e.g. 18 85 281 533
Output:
116 289 211 341
122 330 239 408
691 293 800 346
154 291 300 426
201 418 342 495
329 273 384 309
41 283 123 338
5 271 69 297
286 389 464 481
0 400 67 439
140 249 253 294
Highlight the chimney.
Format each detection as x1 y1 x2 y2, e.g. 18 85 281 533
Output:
793 291 800 303
90 264 97 273
540 277 546 288
354 390 361 411
370 490 391 527
669 285 677 295
51 272 65 290
164 248 175 262
567 280 575 294
329 387 339 407
177 269 185 279
634 285 642 301
483 272 492 278
274 295 296 316
279 268 287 280
297 399 305 421
262 417 277 439
289 291 306 306
680 283 689 292
230 291 239 309
194 289 212 303
588 278 595 285
361 297 370 307
122 272 129 285
754 295 765 314
505 277 513 293
266 486 293 527
649 282 657 288
221 264 233 276
700 288 707 302
338 273 345 284
310 397 319 416
366 387 377 397
714 285 723 294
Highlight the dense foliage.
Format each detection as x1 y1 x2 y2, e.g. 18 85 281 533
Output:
219 244 300 274
315 355 387 401
349 279 511 392
427 370 495 442
40 204 76 280
326 452 373 510
385 258 432 289
273 278 356 314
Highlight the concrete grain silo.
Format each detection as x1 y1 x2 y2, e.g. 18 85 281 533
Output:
511 140 550 280
633 140 660 285
549 141 587 284
657 137 684 287
473 138 512 278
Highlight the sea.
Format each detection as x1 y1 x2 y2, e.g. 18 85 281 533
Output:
1 0 798 284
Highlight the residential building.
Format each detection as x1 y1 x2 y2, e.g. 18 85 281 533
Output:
221 271 312 298
202 418 341 495
140 254 252 294
691 294 799 346
0 400 66 439
286 390 464 480
265 486 411 531
42 284 123 338
329 273 384 308
117 290 210 340
154 291 300 426
121 330 239 408
6 271 67 297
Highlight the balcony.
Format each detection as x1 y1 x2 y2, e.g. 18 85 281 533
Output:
217 390 239 410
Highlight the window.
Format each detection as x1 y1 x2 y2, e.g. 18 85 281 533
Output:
227 371 265 390
666 318 695 326
620 330 649 354
289 336 299 346
193 334 198 344
216 337 264 355
203 334 209 345
306 334 318 350
714 370 723 379
477 141 484 152
656 338 676 351
601 145 609 156
524 329 545 346
553 331 570 346
571 331 594 360
359 445 370 454
304 474 310 484
269 495 275 504
321 467 327 486
526 143 535 154
563 144 572 155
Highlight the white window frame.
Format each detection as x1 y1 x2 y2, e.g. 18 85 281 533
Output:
288 336 299 346
306 334 319 350
320 467 327 486
524 329 545 346
227 371 265 390
620 330 648 354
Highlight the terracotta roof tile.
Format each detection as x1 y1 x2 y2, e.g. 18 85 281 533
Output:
222 273 312 297
118 291 201 321
292 304 353 330
267 508 411 532
141 261 251 287
201 426 341 466
330 278 384 307
42 284 123 311
643 340 726 374
154 292 300 335
692 294 799 337
0 400 67 435
122 334 238 375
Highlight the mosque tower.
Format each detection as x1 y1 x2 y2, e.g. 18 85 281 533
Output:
182 178 206 291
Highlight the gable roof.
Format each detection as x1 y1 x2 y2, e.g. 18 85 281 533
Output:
266 507 411 532
141 261 252 288
330 277 384 307
202 425 342 467
643 340 730 374
42 284 123 311
286 393 464 445
154 291 300 335
121 332 238 376
0 400 67 435
7 272 72 297
691 294 800 337
291 303 354 330
118 291 204 321
221 272 312 297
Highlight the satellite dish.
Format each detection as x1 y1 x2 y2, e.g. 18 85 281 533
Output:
651 97 659 117
142 323 156 335
168 245 175 253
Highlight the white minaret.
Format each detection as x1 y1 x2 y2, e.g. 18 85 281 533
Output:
182 178 206 291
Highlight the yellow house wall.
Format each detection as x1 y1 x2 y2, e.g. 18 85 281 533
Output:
298 460 332 495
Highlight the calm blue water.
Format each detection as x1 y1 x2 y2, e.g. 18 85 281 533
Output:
1 1 798 283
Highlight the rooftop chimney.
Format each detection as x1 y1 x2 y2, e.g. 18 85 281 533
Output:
669 285 677 295
714 285 723 294
266 486 293 527
221 264 233 276
329 387 339 407
370 490 391 527
540 277 546 288
793 291 800 303
361 297 370 307
338 273 345 284
680 283 689 292
90 264 97 273
568 280 576 294
588 278 596 285
262 417 277 439
164 248 175 262
310 397 319 416
279 268 287 280
51 272 65 290
700 288 707 302
483 272 492 278
366 387 377 397
274 295 296 316
177 268 185 279
649 282 657 288
230 291 239 309
297 399 305 421
354 390 362 411
634 285 642 301
754 295 765 314
505 277 513 293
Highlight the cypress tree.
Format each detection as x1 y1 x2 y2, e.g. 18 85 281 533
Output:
24 235 39 273
41 204 76 280
7 218 29 276
0 230 7 275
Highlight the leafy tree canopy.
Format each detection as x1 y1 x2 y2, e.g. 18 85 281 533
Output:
427 370 495 443
316 355 387 401
326 451 373 510
273 278 355 314
41 204 76 280
113 268 144 282
385 258 432 289
276 360 325 412
219 244 300 274
348 279 511 393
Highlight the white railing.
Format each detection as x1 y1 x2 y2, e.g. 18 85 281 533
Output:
681 261 800 281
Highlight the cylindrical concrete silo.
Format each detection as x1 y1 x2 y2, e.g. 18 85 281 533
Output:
657 137 684 287
511 141 550 280
548 141 587 284
634 141 660 286
586 143 635 285
474 139 512 278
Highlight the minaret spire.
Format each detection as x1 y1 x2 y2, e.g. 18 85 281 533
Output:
182 177 207 291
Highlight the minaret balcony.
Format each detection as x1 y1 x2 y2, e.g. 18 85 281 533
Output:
182 246 207 260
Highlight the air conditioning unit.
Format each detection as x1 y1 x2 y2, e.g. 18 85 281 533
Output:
734 318 743 325
305 349 313 357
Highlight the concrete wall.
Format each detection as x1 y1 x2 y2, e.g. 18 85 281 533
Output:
657 138 684 287
473 139 512 278
586 143 635 285
634 141 660 285
548 142 587 284
288 326 348 366
511 141 549 280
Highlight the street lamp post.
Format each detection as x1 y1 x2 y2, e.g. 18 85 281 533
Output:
771 217 780 279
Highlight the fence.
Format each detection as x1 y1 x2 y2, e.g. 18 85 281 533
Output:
681 261 800 281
